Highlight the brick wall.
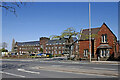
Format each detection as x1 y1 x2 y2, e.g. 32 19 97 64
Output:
95 23 117 57
79 23 117 59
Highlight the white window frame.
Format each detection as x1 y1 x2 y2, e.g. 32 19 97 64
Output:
84 49 88 57
101 34 107 43
59 51 61 54
100 49 110 57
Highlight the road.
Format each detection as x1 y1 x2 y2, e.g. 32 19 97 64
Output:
0 58 119 78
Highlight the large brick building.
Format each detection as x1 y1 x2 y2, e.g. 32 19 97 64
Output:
79 23 119 60
14 37 78 55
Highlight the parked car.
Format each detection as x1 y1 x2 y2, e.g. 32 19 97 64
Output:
46 53 52 58
11 53 18 56
30 54 36 58
36 53 43 58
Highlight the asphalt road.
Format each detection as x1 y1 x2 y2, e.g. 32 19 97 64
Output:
0 58 119 78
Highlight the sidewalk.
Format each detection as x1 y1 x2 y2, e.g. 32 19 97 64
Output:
91 61 120 64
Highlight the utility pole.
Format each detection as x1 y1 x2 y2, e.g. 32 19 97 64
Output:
89 2 92 62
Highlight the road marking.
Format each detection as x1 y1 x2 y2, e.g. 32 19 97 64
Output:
38 68 117 78
51 65 62 67
18 69 40 74
0 71 25 78
93 68 117 71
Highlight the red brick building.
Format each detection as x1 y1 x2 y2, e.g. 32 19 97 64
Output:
14 37 73 55
14 37 78 57
79 23 119 60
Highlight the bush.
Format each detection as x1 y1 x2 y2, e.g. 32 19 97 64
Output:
54 54 61 57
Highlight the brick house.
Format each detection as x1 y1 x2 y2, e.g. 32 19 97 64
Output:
79 23 119 60
116 41 120 58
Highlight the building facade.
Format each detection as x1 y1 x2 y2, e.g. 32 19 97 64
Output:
79 23 119 60
14 37 78 55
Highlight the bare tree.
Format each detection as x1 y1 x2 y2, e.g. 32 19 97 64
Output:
11 38 15 52
2 42 7 49
0 1 26 16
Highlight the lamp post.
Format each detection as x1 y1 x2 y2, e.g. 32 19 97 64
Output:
89 2 92 62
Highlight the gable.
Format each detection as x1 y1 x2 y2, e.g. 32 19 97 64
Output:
98 23 117 40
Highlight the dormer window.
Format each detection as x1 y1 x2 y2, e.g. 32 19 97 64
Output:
101 34 107 43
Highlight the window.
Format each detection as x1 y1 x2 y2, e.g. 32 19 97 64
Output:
76 45 78 50
100 49 109 57
71 46 73 50
59 51 61 54
52 47 53 49
41 45 43 48
55 51 57 54
55 47 57 49
101 34 107 43
59 47 61 49
84 49 88 57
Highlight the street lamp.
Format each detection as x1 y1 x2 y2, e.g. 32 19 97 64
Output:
89 2 92 62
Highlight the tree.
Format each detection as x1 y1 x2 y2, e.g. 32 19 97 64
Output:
34 49 37 53
50 27 79 58
11 38 15 52
40 48 43 53
1 1 26 16
0 48 8 52
2 42 7 49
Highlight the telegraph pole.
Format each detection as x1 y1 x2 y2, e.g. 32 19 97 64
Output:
89 2 92 62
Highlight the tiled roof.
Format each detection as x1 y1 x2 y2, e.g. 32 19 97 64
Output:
47 39 67 45
17 41 40 46
80 27 100 40
46 37 77 45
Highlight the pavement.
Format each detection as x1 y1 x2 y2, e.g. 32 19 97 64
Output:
1 57 119 65
1 58 119 78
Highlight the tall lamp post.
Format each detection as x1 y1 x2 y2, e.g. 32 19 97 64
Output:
89 2 92 62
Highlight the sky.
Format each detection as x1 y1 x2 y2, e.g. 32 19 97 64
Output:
2 2 118 51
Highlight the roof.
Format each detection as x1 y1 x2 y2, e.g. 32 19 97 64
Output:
46 38 67 45
16 41 40 46
97 44 112 49
80 27 100 40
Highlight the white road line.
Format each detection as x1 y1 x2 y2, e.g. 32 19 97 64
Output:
39 69 117 78
51 65 62 67
18 69 40 74
93 68 117 71
0 71 25 78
